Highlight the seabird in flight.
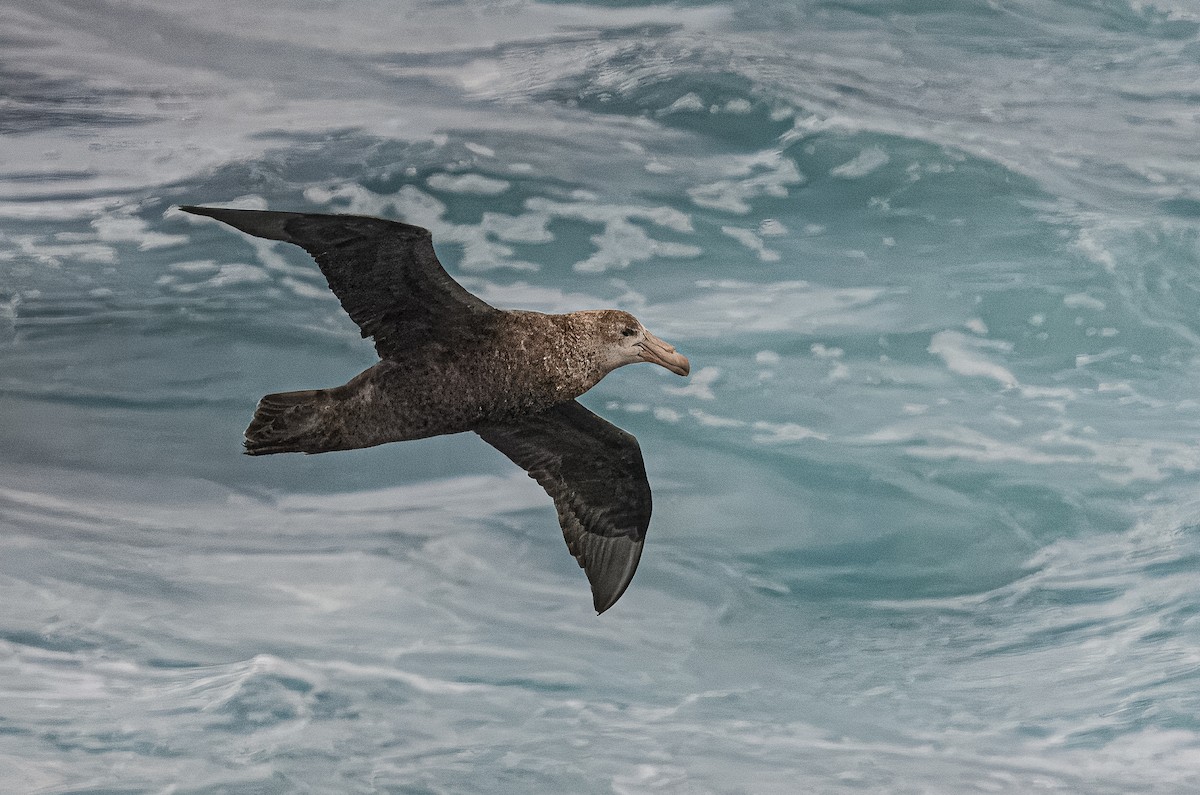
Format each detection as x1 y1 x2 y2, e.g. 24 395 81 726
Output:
179 206 690 614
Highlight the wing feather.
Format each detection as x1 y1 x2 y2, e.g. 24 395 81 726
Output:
476 400 652 614
179 206 498 357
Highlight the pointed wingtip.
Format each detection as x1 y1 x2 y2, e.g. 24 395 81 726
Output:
177 205 217 218
173 205 296 243
594 595 617 615
592 572 634 614
593 582 630 614
584 534 645 615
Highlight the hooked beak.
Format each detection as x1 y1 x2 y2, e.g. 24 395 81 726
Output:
638 330 690 377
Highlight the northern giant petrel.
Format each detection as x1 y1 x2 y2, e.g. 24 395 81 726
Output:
180 206 690 614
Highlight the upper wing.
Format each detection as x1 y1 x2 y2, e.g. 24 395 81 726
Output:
476 400 652 614
179 207 499 358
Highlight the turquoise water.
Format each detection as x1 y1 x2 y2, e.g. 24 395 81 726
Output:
4 0 1200 791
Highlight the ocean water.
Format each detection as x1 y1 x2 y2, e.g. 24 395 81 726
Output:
4 0 1200 791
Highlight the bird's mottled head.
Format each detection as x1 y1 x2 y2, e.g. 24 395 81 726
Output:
581 309 690 377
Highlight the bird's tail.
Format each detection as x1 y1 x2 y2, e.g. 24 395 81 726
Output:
244 389 339 455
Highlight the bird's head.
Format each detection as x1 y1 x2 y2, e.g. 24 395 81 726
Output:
580 309 690 377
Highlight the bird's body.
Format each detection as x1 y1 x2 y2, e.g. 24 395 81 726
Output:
247 310 638 454
179 205 689 613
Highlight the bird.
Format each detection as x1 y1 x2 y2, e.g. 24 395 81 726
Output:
179 206 690 614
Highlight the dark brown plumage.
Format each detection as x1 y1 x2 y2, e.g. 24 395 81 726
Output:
180 206 689 614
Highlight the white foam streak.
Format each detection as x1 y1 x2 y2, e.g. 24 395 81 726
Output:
830 146 891 178
1063 293 1107 311
867 421 1200 484
720 225 781 262
928 330 1017 388
752 421 827 444
277 473 545 520
646 279 892 338
92 215 187 250
663 366 720 400
426 173 511 196
688 150 805 214
303 183 700 273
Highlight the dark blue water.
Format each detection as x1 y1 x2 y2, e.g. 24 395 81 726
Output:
4 0 1200 791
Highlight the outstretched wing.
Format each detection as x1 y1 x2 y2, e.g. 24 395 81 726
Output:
476 400 652 614
179 206 499 358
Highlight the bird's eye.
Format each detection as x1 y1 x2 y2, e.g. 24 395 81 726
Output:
621 327 636 337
